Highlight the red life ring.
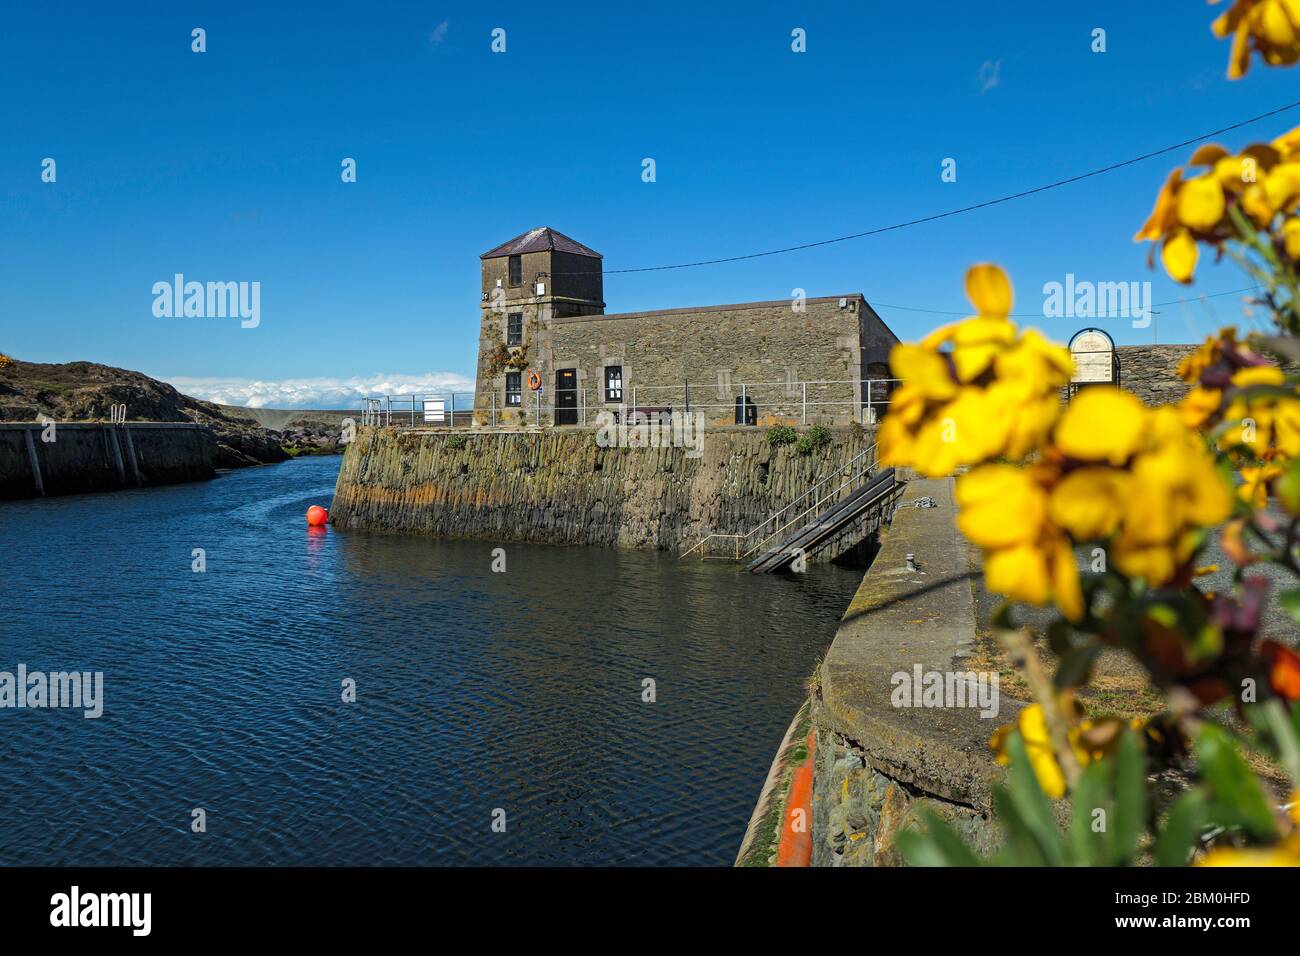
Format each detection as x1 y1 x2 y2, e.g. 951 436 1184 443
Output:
527 370 542 391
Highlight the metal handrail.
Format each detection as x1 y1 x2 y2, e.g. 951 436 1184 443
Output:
678 442 879 560
742 460 886 561
743 443 876 545
681 533 745 561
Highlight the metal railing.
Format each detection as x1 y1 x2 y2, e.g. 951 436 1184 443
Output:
360 392 477 428
361 378 902 429
679 442 888 561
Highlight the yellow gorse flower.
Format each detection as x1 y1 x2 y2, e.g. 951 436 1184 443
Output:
1047 392 1232 586
891 268 1234 616
878 265 1073 478
956 463 1084 620
1197 837 1300 866
1219 365 1300 460
989 697 1135 800
1211 0 1300 79
959 389 1233 610
990 702 1078 800
1177 326 1238 383
1136 128 1300 282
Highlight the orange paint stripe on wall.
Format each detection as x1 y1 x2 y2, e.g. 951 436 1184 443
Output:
776 731 815 867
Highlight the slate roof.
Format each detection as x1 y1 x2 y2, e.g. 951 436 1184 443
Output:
480 227 602 259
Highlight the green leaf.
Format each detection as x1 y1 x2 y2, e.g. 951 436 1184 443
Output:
1195 724 1279 841
1260 700 1300 784
1005 731 1066 866
1046 619 1073 657
895 809 982 867
1280 589 1300 627
991 785 1048 866
1155 790 1208 867
1112 732 1147 865
894 830 942 867
1054 642 1101 691
1068 760 1112 867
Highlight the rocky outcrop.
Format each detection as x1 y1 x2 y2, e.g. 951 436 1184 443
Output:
0 358 289 467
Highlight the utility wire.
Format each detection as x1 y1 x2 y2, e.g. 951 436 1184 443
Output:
872 285 1262 318
560 99 1300 276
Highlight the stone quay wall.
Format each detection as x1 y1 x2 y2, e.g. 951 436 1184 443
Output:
330 424 885 558
808 478 1015 865
0 422 216 500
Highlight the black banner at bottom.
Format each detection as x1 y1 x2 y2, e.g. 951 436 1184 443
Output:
0 864 1283 941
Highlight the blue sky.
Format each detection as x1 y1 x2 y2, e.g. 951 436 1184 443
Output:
2 2 1297 407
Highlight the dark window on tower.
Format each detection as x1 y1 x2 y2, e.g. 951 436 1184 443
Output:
505 371 522 406
508 255 522 286
507 313 523 345
605 365 623 403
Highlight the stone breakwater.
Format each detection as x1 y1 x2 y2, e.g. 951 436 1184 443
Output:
0 423 216 500
810 480 1012 864
330 425 881 556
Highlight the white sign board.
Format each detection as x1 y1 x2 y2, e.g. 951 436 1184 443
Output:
422 399 446 424
1069 329 1115 384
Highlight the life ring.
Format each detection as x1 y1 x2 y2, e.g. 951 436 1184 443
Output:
527 370 542 391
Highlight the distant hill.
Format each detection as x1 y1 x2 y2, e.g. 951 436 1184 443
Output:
216 405 354 432
0 357 291 468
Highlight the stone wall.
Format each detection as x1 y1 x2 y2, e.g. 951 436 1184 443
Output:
474 294 899 429
331 424 884 558
809 479 1013 865
0 423 216 500
1116 344 1198 406
547 298 877 428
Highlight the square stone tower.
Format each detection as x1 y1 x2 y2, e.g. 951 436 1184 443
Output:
474 227 604 425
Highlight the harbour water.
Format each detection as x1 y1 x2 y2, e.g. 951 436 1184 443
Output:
0 455 861 865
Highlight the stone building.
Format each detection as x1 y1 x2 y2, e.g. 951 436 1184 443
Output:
472 227 900 427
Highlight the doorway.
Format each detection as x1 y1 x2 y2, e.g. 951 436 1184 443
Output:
555 368 578 425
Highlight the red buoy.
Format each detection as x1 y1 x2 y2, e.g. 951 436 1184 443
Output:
306 505 329 526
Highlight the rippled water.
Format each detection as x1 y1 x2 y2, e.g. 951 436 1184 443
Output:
0 456 862 866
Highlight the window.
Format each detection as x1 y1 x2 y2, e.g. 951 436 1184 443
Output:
605 365 623 403
508 254 522 286
507 312 523 346
505 371 522 406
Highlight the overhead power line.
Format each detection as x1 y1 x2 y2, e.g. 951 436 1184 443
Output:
582 98 1300 275
872 285 1261 318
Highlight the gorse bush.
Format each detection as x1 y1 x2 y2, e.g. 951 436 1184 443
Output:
893 3 1300 867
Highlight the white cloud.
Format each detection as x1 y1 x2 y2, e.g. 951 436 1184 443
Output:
165 373 475 410
977 58 1001 93
428 20 450 45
